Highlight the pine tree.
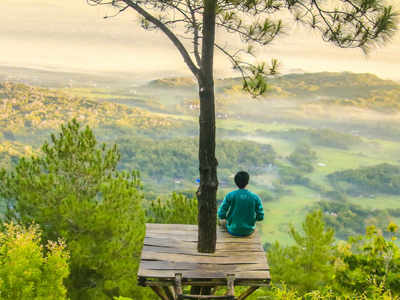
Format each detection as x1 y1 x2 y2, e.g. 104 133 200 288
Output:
268 210 335 292
0 120 148 300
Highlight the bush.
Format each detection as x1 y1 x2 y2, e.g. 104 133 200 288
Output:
0 223 69 300
288 143 317 173
334 223 400 296
146 193 198 224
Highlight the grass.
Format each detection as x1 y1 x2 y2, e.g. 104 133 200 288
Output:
216 118 305 133
62 87 132 101
259 185 322 245
242 129 400 245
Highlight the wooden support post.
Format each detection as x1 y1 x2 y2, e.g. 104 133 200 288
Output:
225 274 235 299
237 286 259 300
151 286 170 300
174 273 237 300
163 286 176 300
175 273 183 300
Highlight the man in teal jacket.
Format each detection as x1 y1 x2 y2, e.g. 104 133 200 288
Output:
217 171 264 236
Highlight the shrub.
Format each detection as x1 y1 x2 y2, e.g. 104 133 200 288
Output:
0 223 69 300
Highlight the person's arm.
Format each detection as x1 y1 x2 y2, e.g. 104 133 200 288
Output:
217 194 230 219
255 195 264 221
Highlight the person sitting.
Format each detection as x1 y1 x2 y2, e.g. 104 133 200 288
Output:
217 171 264 237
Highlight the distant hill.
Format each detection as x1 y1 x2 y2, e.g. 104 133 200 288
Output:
3 66 399 113
143 72 400 112
0 82 175 134
147 77 196 89
0 65 146 89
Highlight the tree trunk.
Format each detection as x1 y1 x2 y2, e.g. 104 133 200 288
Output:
197 0 217 253
197 79 218 253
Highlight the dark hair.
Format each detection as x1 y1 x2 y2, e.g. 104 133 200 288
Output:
234 171 249 189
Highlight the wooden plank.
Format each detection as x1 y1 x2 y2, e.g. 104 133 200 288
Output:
145 232 260 243
140 224 270 285
146 223 232 234
144 237 264 251
145 224 261 243
142 246 265 257
140 261 269 271
146 228 260 239
141 251 268 264
163 286 175 300
150 286 169 300
143 244 264 253
237 287 259 300
142 278 270 287
146 223 198 231
138 269 270 280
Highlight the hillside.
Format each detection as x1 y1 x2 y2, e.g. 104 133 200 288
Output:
145 72 400 113
0 82 175 133
2 70 400 246
0 81 179 169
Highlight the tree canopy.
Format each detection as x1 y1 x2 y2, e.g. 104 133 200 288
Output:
87 0 398 253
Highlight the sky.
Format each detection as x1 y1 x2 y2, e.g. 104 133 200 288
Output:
1 0 399 80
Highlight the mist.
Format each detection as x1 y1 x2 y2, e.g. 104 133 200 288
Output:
1 0 400 81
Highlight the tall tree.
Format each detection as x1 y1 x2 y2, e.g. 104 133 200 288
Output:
88 0 398 253
0 120 148 300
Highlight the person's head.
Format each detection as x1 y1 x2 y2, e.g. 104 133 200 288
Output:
234 171 249 189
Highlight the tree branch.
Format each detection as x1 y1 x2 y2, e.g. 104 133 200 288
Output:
122 0 200 77
188 0 202 66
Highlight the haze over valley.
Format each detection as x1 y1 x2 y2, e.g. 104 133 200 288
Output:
2 66 400 245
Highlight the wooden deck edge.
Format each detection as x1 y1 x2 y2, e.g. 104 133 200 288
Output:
138 276 271 287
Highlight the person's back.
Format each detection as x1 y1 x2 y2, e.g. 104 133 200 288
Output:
217 171 264 236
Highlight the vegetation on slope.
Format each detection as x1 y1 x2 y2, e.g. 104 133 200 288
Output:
117 136 275 184
0 82 175 134
328 163 400 195
149 72 400 112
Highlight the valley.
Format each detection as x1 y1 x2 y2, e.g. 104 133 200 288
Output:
1 67 400 246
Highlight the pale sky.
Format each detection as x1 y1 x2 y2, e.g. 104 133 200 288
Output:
1 0 399 80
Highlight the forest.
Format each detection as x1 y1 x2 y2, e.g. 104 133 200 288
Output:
0 121 399 299
1 70 400 299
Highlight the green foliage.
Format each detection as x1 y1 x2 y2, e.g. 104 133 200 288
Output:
268 211 335 293
256 284 399 299
0 223 69 300
288 143 317 173
0 82 174 135
265 128 363 150
317 201 392 240
266 214 400 299
328 163 400 195
278 165 310 185
146 193 197 224
335 224 400 296
0 120 147 300
258 190 275 202
117 136 275 183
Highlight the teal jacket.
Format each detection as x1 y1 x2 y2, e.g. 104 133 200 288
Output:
217 189 264 236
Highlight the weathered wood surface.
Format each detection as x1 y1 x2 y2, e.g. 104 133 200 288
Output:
138 224 270 286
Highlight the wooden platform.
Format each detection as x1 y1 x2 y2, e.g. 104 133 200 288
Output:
138 223 270 288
